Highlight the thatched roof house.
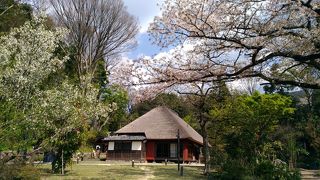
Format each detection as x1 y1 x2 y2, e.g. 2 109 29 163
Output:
102 106 203 162
116 106 203 144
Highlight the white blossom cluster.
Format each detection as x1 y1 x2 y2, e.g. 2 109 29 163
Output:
146 0 320 89
0 17 115 147
0 17 68 104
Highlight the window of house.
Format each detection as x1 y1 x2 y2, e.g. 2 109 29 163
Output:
108 141 114 150
170 143 177 157
132 141 142 150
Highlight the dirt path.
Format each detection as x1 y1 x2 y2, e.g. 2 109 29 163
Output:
139 166 155 180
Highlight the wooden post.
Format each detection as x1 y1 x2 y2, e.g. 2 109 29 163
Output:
165 158 167 165
180 166 184 176
132 160 135 167
76 155 79 164
61 149 64 175
177 129 180 171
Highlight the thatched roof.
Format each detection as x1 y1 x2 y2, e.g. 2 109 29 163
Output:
103 135 145 141
116 106 203 145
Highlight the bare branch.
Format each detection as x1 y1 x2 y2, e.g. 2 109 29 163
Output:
50 0 138 86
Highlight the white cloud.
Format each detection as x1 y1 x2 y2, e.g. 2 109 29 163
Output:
123 0 164 33
227 78 267 94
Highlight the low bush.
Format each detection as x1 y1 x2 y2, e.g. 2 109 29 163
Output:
255 160 300 180
0 159 41 180
219 159 254 180
211 159 301 180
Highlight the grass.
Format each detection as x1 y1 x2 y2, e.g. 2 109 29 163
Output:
38 164 207 180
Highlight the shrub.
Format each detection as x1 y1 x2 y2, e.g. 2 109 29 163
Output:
0 159 41 180
213 159 301 180
255 160 301 180
219 159 254 180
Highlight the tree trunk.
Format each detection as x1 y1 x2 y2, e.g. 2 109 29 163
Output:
51 149 65 174
201 123 210 175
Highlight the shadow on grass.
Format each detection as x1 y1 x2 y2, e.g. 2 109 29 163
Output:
37 165 78 178
150 166 207 180
37 164 207 180
97 166 145 177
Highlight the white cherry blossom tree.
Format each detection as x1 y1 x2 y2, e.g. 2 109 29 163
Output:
148 0 320 89
0 17 114 173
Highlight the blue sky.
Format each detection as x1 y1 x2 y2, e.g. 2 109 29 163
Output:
120 0 250 89
123 0 164 59
122 0 265 93
127 32 164 59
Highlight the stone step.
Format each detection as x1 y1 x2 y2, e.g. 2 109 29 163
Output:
301 169 319 180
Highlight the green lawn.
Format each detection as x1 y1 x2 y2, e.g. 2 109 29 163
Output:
38 164 207 180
